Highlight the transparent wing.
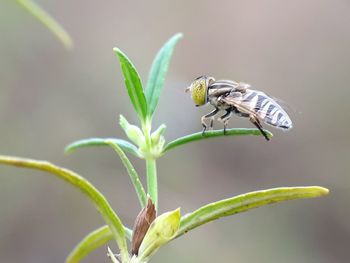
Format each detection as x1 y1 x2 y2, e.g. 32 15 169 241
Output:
221 90 293 130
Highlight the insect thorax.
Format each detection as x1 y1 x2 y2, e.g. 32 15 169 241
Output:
208 94 232 110
207 83 241 111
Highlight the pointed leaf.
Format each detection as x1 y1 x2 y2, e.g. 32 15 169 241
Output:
176 186 329 238
66 226 132 263
151 124 166 146
163 128 273 154
66 138 147 207
119 115 146 147
105 140 147 208
0 155 130 262
61 187 329 260
16 0 73 49
65 138 142 158
146 33 183 117
114 48 148 122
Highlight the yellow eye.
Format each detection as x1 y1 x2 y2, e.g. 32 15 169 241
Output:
190 78 208 106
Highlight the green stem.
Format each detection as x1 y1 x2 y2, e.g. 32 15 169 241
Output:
0 155 130 263
141 118 159 210
146 158 158 210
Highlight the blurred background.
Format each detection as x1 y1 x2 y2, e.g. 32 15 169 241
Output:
0 0 349 262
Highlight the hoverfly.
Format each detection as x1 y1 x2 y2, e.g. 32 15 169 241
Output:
185 76 293 141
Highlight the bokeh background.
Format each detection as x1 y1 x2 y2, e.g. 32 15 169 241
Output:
0 0 349 262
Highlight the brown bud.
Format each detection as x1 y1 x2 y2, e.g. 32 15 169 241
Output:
131 198 156 255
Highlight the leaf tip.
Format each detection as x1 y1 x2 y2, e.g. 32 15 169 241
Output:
63 145 74 154
113 47 127 57
63 37 74 50
297 186 329 198
119 114 127 129
174 207 181 215
316 186 330 196
265 130 273 139
174 32 184 39
113 47 124 59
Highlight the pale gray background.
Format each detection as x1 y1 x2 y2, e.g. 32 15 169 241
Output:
0 0 349 262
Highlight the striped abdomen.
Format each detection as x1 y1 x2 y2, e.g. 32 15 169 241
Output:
239 90 293 130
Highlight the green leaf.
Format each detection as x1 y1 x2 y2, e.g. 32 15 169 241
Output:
145 33 183 117
16 0 73 49
0 155 130 263
66 138 147 207
66 226 132 263
105 140 148 208
60 187 329 260
65 138 142 158
114 48 148 123
138 208 181 262
151 124 166 146
176 186 329 238
119 115 146 148
162 128 273 154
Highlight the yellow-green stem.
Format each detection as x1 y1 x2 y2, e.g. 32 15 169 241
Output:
142 119 159 210
146 158 158 210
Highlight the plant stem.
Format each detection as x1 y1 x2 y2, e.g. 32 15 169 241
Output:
146 158 158 210
142 119 159 210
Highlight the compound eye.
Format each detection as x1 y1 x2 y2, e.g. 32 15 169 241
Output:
191 80 207 106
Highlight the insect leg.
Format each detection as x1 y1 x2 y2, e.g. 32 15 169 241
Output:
210 118 214 130
218 109 233 135
249 115 270 141
201 108 219 136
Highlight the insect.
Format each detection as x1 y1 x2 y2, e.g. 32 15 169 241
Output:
185 76 293 141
